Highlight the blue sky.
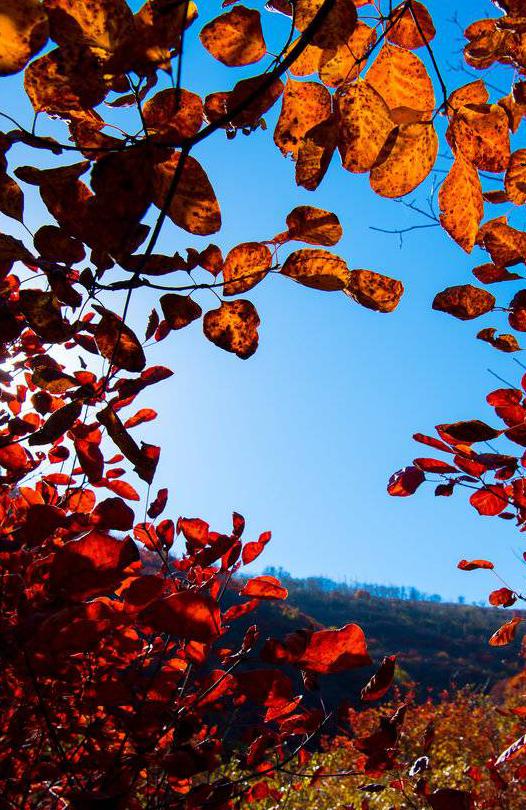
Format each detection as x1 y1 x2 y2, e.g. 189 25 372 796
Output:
5 0 526 603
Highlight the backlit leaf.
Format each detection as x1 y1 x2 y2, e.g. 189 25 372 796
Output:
139 591 221 642
432 285 495 320
0 0 48 76
294 0 357 49
447 104 511 173
345 269 404 312
370 122 438 198
337 80 394 174
436 420 500 443
203 300 260 359
240 575 288 600
274 79 331 159
281 248 350 291
505 149 526 205
470 486 508 516
285 206 342 246
94 308 146 372
489 616 522 647
361 655 397 702
489 587 516 607
263 623 371 674
387 466 425 496
366 43 435 114
457 559 494 570
439 155 483 253
160 294 203 330
223 242 272 296
199 6 266 66
318 22 377 88
477 328 520 353
152 152 221 236
387 2 435 50
143 88 203 142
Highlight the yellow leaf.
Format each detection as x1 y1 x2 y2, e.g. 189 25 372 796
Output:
152 152 221 236
345 270 404 313
274 79 331 159
281 248 350 291
366 43 435 114
370 121 438 198
0 0 48 76
199 6 266 67
439 154 483 253
337 80 394 173
318 22 377 89
223 242 272 296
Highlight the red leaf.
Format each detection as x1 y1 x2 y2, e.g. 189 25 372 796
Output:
470 486 508 516
387 466 425 496
413 457 457 474
148 487 168 519
139 590 222 642
457 559 494 571
361 655 397 702
262 624 371 674
240 575 288 600
489 587 516 607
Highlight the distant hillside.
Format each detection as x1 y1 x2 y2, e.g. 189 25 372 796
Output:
228 576 525 702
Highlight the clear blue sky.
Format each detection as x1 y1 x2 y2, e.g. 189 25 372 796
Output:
5 0 526 603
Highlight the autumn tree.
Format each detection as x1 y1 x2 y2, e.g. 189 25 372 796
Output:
1 0 525 807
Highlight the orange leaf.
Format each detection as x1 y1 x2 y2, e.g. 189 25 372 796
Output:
44 0 134 54
203 300 260 359
432 285 495 320
476 217 526 267
457 559 494 571
143 88 203 142
447 80 489 114
370 122 438 198
285 206 342 247
0 0 48 76
199 6 266 67
263 623 371 674
152 152 221 236
274 79 331 160
124 409 158 429
447 104 511 173
281 248 350 291
477 328 520 353
337 81 394 174
319 22 377 88
294 0 357 49
223 242 272 296
505 149 526 206
439 155 483 253
366 43 435 114
387 2 435 50
296 115 338 190
345 269 404 312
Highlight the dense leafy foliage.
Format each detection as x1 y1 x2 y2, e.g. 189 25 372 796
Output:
2 0 526 807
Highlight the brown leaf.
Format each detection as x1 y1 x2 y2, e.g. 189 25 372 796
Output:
296 115 338 190
143 88 203 142
432 285 495 320
199 6 266 66
160 294 203 330
28 401 82 446
0 172 24 222
203 300 260 359
285 206 342 247
505 149 526 205
281 248 350 291
370 122 438 198
227 74 284 128
439 155 483 253
97 404 159 484
152 152 221 236
436 420 501 444
361 655 397 702
473 263 522 284
294 0 357 49
44 0 134 56
337 81 395 174
19 289 72 343
318 22 377 88
274 79 331 159
345 270 404 312
366 43 435 114
447 104 511 173
476 217 526 267
0 0 48 76
223 242 272 296
24 47 107 116
34 225 85 264
94 307 146 372
387 2 435 50
477 327 520 352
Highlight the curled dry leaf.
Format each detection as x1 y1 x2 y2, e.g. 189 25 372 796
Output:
505 149 526 205
199 6 266 67
432 285 495 320
477 328 520 353
489 616 522 647
281 248 350 291
285 205 342 246
345 269 404 313
476 217 526 267
439 155 483 253
203 299 260 359
337 81 394 174
223 242 272 296
152 152 221 236
370 122 438 198
0 0 49 77
361 655 397 702
387 466 425 496
387 1 435 50
160 294 202 331
366 43 435 114
274 79 331 160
